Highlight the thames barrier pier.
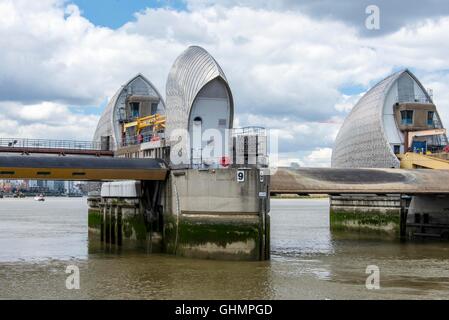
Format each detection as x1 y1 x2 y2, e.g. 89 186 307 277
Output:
88 46 271 260
88 167 270 260
330 69 449 238
2 47 449 261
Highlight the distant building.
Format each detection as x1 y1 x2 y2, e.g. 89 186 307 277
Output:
27 180 66 193
332 69 448 168
65 181 75 193
28 180 38 188
53 181 65 192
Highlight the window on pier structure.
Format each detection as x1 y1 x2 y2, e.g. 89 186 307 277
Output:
151 102 159 115
130 102 140 119
400 110 414 125
393 145 401 154
427 111 435 126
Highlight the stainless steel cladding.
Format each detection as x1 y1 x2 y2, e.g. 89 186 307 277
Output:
331 69 447 168
166 46 234 135
165 46 234 167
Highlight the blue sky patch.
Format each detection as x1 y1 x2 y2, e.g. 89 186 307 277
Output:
339 84 366 96
69 0 186 28
70 98 109 116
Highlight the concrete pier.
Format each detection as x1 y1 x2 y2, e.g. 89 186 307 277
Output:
88 183 163 252
330 194 449 239
406 195 449 239
329 194 403 236
163 168 269 260
88 167 270 260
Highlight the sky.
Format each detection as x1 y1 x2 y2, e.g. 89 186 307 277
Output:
1 0 449 167
69 0 186 28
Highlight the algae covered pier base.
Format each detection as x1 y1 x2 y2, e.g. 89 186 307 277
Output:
88 46 271 261
88 167 270 260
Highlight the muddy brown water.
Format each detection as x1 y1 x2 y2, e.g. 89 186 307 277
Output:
0 198 448 299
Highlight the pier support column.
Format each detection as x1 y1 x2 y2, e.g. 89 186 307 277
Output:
87 172 271 260
163 168 270 261
105 205 111 244
117 206 122 247
406 195 449 239
100 207 104 243
399 195 411 240
111 205 116 245
329 194 402 236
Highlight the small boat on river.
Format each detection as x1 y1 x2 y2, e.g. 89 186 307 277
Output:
34 194 45 202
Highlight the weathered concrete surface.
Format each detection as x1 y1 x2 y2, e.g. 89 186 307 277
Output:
330 195 402 235
270 167 449 195
88 168 270 260
407 195 449 239
272 167 449 237
175 214 262 260
101 181 141 198
163 168 270 260
172 169 259 213
88 197 162 252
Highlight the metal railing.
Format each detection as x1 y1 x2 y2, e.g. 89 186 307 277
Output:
121 133 165 147
426 146 447 154
231 126 267 136
187 126 269 169
396 93 432 104
0 138 104 150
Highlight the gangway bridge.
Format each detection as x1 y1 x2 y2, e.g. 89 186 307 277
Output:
0 137 113 157
0 154 449 194
269 167 449 195
0 137 169 180
1 137 449 194
0 155 168 181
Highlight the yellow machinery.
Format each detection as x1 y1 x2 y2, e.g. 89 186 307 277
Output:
398 152 449 169
123 114 166 135
397 127 449 169
405 128 447 150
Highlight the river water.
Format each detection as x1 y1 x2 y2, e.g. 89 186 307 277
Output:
1 198 449 299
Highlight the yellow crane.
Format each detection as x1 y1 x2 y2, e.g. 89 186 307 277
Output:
123 114 166 135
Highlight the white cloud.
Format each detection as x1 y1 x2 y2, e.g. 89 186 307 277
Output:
0 101 98 140
334 93 365 113
419 73 449 128
1 1 449 166
276 148 333 168
237 113 340 153
0 0 177 105
126 6 390 121
303 148 333 167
